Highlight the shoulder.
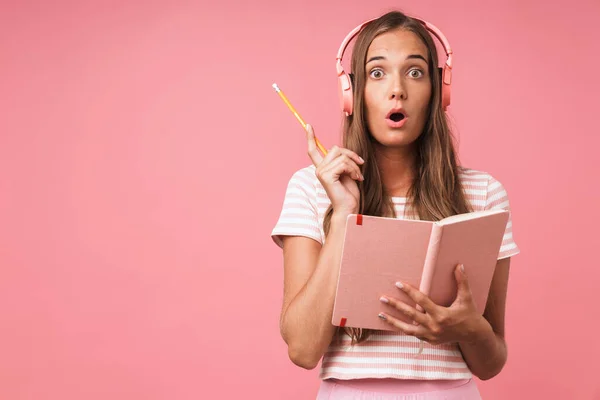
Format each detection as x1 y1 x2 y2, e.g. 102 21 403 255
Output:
289 164 318 183
458 166 494 184
458 166 513 211
272 165 324 248
458 166 509 188
278 165 322 208
284 164 322 194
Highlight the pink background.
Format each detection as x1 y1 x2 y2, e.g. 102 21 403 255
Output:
1 0 599 399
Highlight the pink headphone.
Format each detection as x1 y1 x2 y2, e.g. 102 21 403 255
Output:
336 17 454 116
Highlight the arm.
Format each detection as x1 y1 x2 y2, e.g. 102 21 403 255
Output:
459 175 517 378
279 125 364 369
457 257 511 380
279 212 350 370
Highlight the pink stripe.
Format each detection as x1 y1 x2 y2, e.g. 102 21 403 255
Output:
294 175 314 187
461 179 488 185
284 192 312 201
487 200 508 209
486 184 506 198
275 222 319 229
462 173 488 179
274 225 321 236
319 370 472 380
280 213 319 219
460 172 488 179
324 351 465 363
462 185 488 191
499 247 519 259
466 195 486 203
321 362 470 374
331 339 457 352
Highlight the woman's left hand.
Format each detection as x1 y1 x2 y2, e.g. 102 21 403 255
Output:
378 263 484 346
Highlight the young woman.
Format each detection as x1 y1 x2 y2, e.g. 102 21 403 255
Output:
271 10 520 399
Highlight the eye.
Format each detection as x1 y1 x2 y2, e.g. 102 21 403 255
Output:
369 68 384 79
409 68 424 78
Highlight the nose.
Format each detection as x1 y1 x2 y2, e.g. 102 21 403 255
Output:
390 75 407 101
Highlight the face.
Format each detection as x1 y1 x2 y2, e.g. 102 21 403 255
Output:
363 28 432 150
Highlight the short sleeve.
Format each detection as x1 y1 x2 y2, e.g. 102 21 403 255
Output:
485 175 520 260
271 167 323 249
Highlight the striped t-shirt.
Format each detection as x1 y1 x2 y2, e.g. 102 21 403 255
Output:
271 164 520 380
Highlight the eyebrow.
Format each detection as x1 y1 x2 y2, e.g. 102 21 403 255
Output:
366 54 428 65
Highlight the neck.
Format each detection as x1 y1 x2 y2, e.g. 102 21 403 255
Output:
374 144 417 198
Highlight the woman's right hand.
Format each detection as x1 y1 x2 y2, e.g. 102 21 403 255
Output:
306 124 364 217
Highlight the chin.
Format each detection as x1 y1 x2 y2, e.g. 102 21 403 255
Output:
372 129 421 148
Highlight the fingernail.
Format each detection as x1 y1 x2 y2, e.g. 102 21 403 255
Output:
460 264 465 273
395 282 404 289
378 313 387 320
379 296 389 304
359 156 365 163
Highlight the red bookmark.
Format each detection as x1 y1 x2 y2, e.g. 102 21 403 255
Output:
356 214 363 225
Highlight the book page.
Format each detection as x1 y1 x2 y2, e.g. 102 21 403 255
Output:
332 215 435 331
437 208 506 226
428 211 509 313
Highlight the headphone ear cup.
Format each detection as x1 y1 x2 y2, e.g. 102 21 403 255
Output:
442 83 450 111
437 67 450 111
344 73 355 116
338 72 354 116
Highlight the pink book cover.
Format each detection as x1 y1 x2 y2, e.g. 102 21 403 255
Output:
331 209 509 332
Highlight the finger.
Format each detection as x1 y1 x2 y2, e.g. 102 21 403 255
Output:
454 264 472 300
306 124 324 166
395 282 438 315
321 155 364 182
320 144 363 167
336 148 365 168
332 156 364 181
320 145 344 165
378 312 425 337
380 296 428 325
308 127 365 171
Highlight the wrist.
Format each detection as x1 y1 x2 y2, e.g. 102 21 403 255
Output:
461 314 493 345
331 210 356 225
330 213 350 230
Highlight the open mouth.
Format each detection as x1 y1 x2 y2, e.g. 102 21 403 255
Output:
388 112 405 122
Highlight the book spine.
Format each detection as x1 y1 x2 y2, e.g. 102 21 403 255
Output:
418 224 443 311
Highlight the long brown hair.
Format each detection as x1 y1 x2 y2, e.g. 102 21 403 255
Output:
325 11 473 345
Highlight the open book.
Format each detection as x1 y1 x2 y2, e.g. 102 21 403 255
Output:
331 209 509 331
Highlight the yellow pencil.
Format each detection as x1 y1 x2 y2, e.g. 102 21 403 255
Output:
272 83 328 156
